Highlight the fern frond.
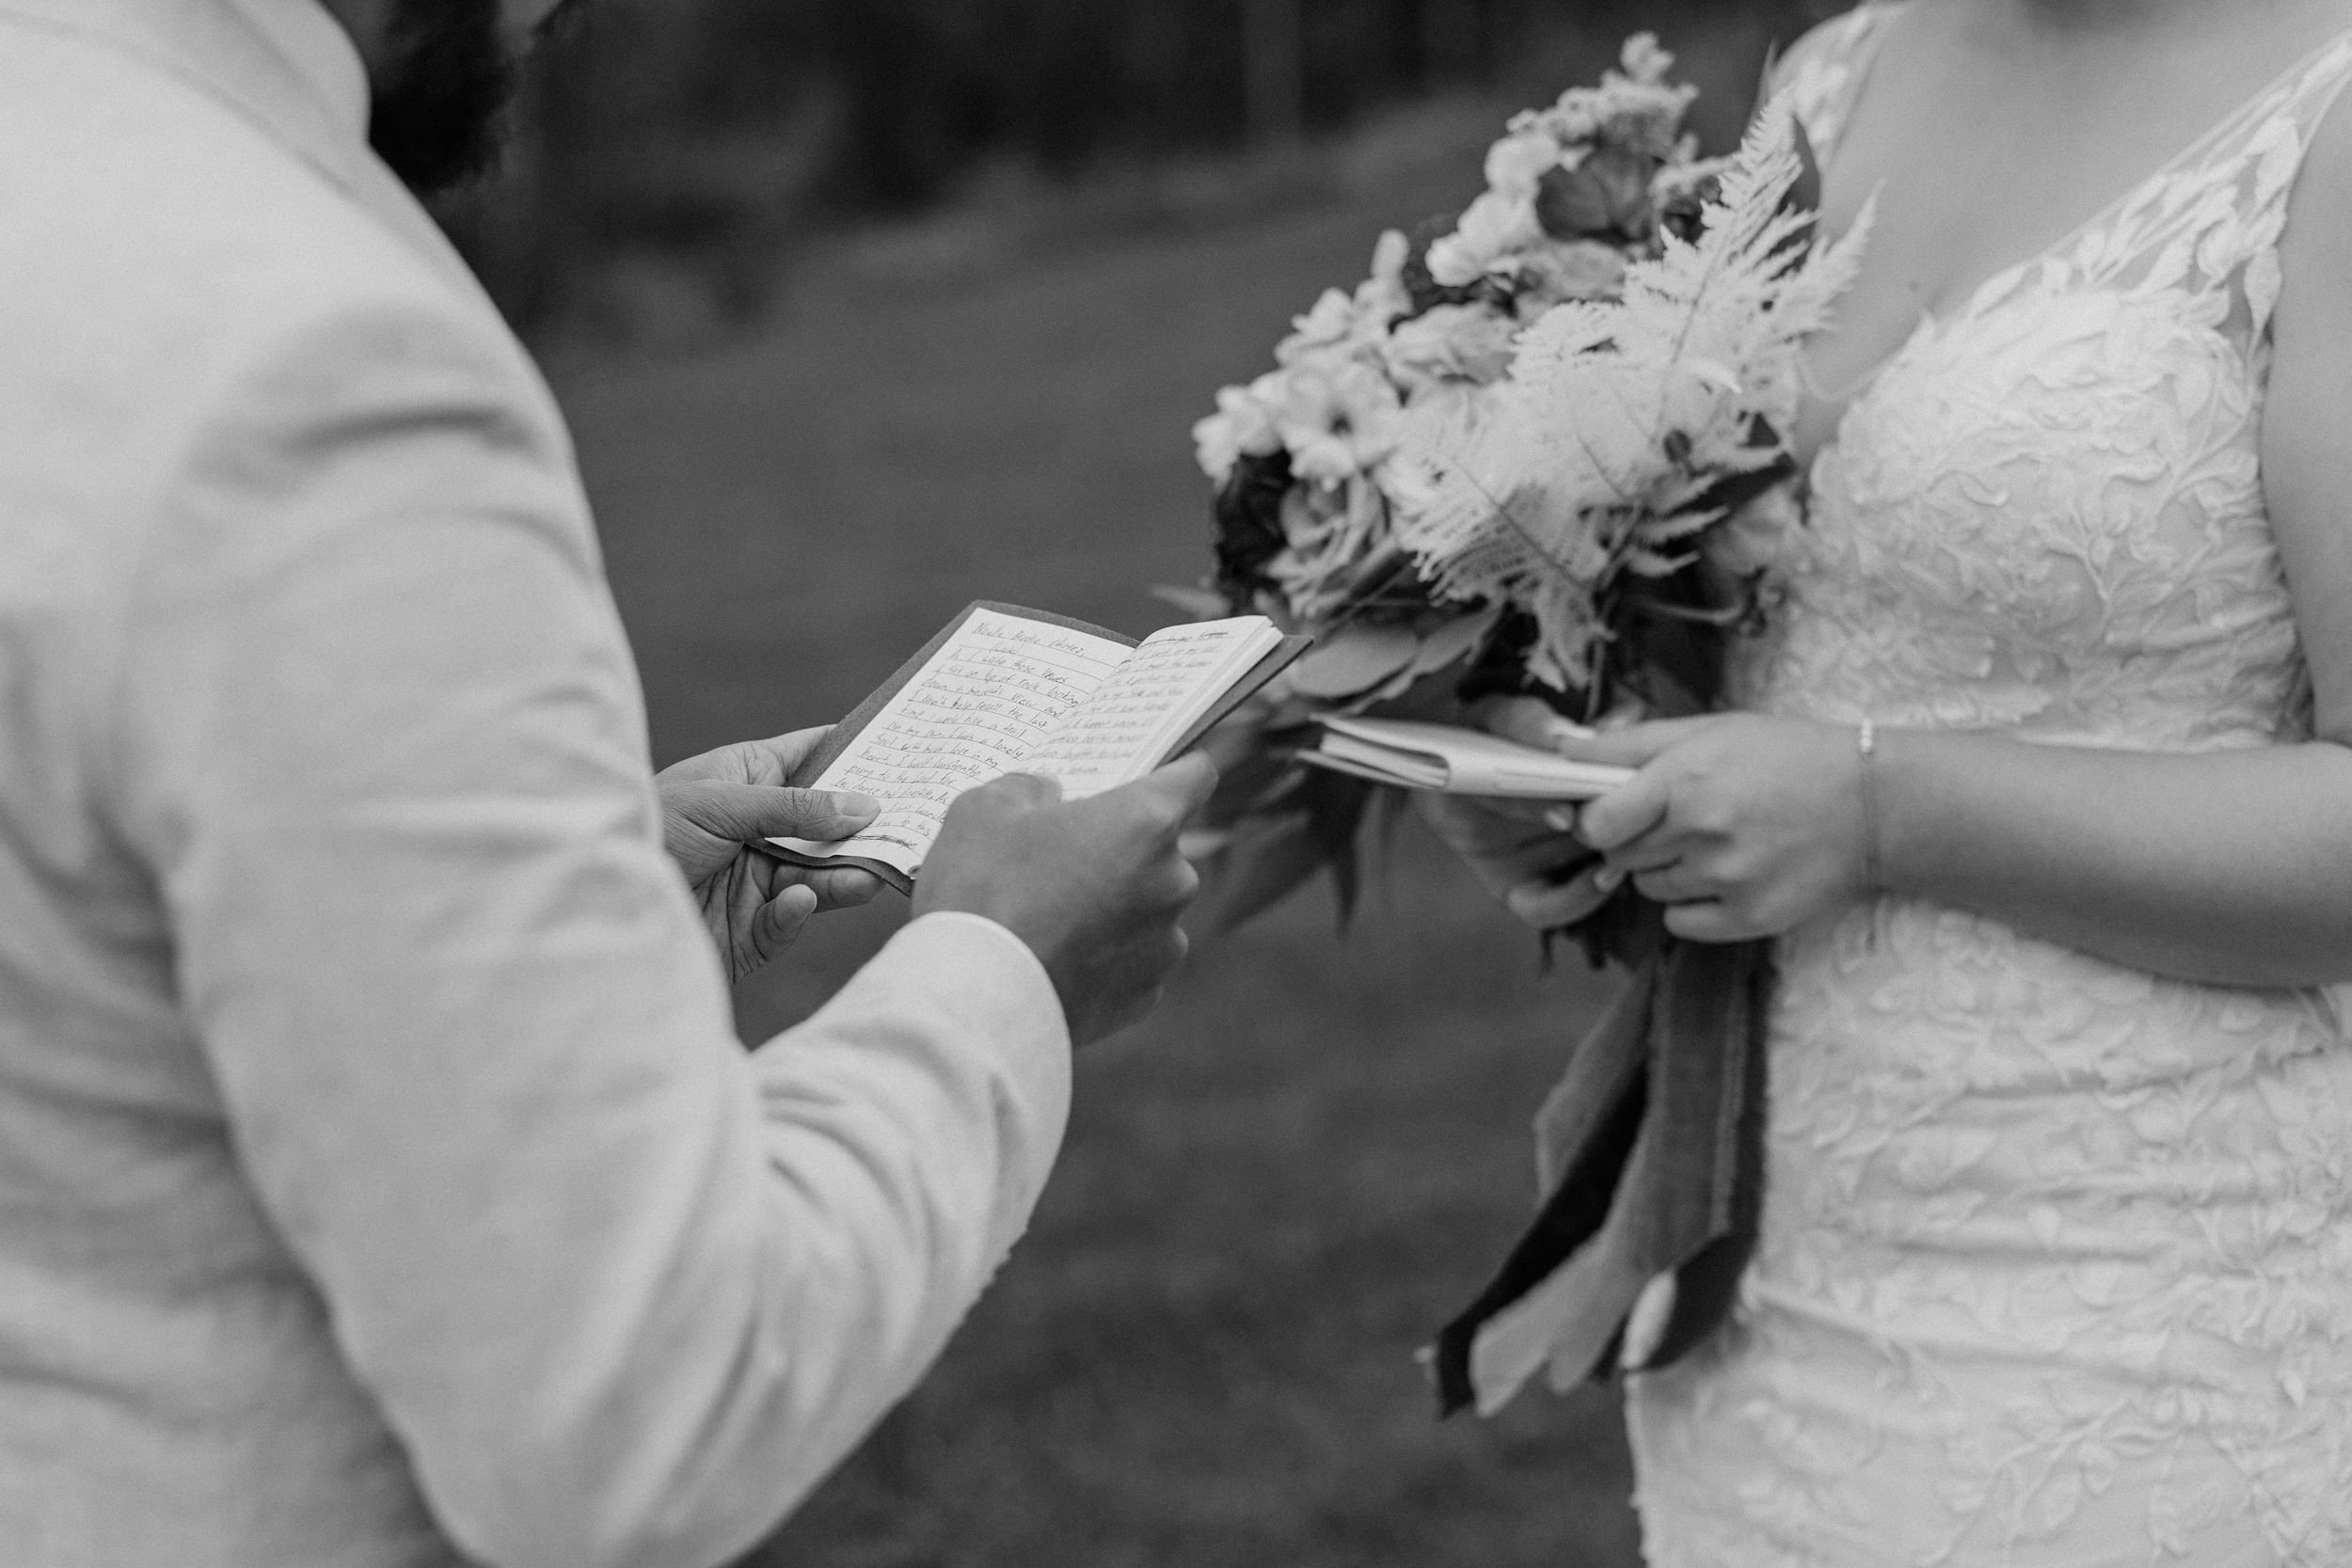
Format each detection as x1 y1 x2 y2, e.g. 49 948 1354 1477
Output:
1383 95 1867 691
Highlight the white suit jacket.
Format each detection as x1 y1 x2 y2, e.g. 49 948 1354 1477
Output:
0 4 1073 1566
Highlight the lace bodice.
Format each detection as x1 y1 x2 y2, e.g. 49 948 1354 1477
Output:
1753 7 2344 750
1624 8 2352 1564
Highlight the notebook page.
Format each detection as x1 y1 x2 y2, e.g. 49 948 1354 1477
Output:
772 608 1134 875
1024 617 1279 799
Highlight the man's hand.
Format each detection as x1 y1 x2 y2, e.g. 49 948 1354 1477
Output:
914 756 1219 1046
658 728 886 983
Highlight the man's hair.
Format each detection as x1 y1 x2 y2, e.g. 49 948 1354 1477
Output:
366 0 517 196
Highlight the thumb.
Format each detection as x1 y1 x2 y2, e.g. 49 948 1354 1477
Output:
744 883 820 974
1477 696 1595 752
1549 717 1714 769
1578 767 1672 854
668 779 880 847
1142 752 1220 816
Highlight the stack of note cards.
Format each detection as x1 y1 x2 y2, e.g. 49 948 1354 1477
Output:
770 602 1310 892
1302 716 1634 798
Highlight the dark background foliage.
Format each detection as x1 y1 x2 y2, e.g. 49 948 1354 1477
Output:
442 0 1838 338
484 4 1847 1563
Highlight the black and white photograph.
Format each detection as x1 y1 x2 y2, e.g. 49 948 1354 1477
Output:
5 1 2352 1564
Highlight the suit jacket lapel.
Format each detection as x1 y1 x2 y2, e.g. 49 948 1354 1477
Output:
0 0 485 299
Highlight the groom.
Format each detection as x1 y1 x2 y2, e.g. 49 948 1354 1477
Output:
0 2 1215 1566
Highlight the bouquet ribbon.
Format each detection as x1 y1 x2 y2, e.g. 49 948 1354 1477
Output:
1430 939 1772 1417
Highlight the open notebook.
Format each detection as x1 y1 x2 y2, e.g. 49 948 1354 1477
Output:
770 602 1310 893
1302 717 1634 798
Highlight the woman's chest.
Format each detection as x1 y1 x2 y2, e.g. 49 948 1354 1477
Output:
1750 286 2308 743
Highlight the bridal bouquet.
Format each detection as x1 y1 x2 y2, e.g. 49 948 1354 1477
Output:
1183 38 1866 932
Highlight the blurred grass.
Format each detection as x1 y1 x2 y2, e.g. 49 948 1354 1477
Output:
554 120 1642 1568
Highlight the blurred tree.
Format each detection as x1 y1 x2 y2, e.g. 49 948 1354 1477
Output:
446 0 1849 337
1420 0 1486 89
1243 0 1307 146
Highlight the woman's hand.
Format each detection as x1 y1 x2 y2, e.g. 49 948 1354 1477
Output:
1417 697 1612 929
657 728 886 982
1538 708 1874 942
1414 791 1611 930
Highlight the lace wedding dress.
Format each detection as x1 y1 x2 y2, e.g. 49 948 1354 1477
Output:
1623 8 2352 1564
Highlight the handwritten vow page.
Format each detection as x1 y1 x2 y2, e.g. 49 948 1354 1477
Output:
1024 619 1279 797
772 607 1290 879
776 609 1133 876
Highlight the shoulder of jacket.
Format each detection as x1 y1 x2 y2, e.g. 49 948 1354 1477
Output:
0 20 536 454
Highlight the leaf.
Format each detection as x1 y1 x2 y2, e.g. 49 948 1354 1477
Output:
1286 624 1422 699
1406 608 1502 678
1305 768 1377 927
1191 766 1383 936
1193 814 1335 936
1200 745 1313 827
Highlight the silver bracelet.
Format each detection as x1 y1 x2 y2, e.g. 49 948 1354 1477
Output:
1856 718 1881 892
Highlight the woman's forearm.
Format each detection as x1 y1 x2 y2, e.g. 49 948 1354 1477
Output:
1875 729 2352 988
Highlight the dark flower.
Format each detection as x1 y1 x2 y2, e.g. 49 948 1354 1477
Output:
1212 451 1295 610
1535 148 1659 243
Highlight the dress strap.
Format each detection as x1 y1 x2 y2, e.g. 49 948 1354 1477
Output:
1774 1 1908 166
2032 27 2352 333
2223 29 2352 328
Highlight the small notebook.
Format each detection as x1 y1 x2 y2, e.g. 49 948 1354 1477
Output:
770 602 1310 893
1301 717 1635 799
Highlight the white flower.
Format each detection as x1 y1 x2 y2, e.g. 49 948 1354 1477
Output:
1386 304 1522 393
1354 229 1413 327
1484 131 1570 198
1427 190 1543 285
1192 377 1284 483
1536 92 1603 148
1270 473 1394 614
1708 481 1801 578
1273 359 1403 484
1277 287 1363 364
1620 33 1674 85
1515 241 1631 312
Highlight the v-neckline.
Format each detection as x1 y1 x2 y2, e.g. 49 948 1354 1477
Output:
1904 21 2352 338
1796 5 2352 475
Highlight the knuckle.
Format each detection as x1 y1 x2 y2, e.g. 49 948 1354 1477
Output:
1139 790 1190 835
1683 795 1734 838
1003 772 1056 806
939 786 993 824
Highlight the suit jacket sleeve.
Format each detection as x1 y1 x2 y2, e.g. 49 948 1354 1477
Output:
105 295 1073 1568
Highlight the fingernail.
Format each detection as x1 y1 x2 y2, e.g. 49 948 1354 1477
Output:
831 792 882 818
1594 865 1625 893
1543 806 1577 833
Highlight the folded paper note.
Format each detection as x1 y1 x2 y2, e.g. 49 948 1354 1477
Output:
1301 717 1634 799
771 602 1309 893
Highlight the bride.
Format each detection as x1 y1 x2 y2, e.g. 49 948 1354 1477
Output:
1427 0 2352 1560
